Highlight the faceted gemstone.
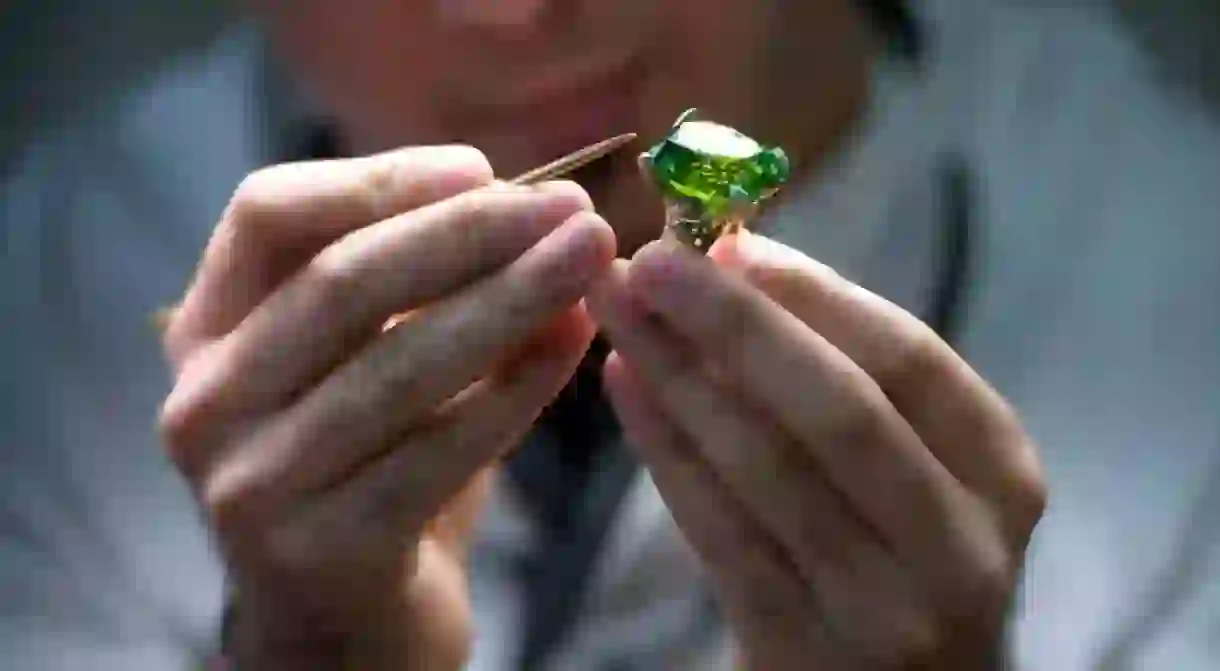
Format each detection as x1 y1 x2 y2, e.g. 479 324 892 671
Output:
645 109 790 250
648 113 787 215
756 147 791 190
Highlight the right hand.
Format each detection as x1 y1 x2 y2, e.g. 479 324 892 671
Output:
157 146 615 670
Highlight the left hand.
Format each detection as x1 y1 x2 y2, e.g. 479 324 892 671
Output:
585 232 1047 669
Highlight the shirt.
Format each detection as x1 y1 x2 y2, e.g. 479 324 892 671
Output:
3 4 1219 669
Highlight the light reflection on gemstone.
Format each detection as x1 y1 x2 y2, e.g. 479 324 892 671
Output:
643 109 789 253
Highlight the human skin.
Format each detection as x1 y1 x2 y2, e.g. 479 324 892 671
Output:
250 0 872 253
159 1 1046 668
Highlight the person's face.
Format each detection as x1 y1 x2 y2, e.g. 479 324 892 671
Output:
254 0 873 252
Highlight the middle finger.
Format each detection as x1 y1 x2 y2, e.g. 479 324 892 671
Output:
196 181 593 420
207 211 615 509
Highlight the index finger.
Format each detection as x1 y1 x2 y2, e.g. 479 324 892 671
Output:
166 145 493 365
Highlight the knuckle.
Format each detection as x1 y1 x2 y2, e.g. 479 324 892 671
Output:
306 248 368 317
1008 447 1050 535
955 544 1014 615
452 188 544 269
820 393 890 451
1024 470 1050 520
358 160 397 219
157 358 227 476
900 616 944 665
870 612 942 667
870 322 946 397
450 190 501 247
157 388 199 456
444 144 493 179
201 465 260 537
326 345 421 438
453 186 499 225
897 326 945 382
440 190 500 255
228 165 287 224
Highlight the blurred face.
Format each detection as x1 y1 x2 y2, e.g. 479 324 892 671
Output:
254 0 873 252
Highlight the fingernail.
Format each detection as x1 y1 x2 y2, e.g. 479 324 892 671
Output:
706 229 748 267
730 229 766 264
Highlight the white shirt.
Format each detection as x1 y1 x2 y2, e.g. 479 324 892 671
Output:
3 4 1218 669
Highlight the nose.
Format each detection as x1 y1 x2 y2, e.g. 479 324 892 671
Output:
439 0 556 36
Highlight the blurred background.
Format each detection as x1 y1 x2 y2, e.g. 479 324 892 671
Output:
1 1 225 174
3 0 1220 173
2 1 1218 670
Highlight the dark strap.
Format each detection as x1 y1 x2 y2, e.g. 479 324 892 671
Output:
504 335 640 670
505 336 617 531
855 0 925 64
926 152 974 345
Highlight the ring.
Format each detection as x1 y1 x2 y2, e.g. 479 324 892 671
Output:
642 108 789 251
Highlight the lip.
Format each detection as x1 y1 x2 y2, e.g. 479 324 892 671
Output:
495 54 641 108
455 56 645 162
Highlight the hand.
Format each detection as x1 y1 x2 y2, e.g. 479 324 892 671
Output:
586 233 1046 669
158 146 615 670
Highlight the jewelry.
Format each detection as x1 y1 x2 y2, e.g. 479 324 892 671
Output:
641 108 789 251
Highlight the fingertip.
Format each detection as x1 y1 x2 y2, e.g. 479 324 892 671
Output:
721 230 819 278
706 231 748 268
437 144 496 185
382 144 495 192
532 179 595 212
627 238 672 285
625 237 709 304
563 210 618 274
629 237 680 264
586 211 620 266
587 256 629 299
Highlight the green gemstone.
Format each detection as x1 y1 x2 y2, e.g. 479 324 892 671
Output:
647 111 789 221
756 147 790 189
